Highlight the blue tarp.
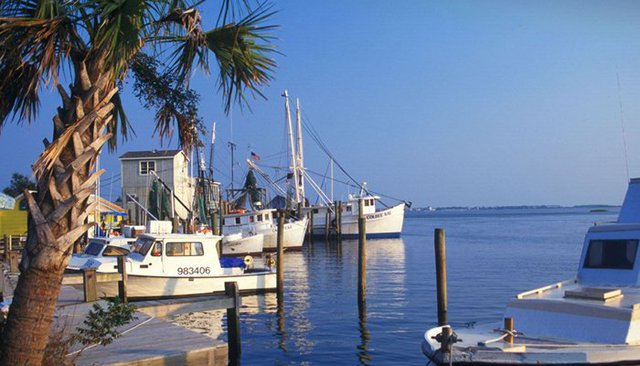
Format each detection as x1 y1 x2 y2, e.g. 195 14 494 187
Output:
220 257 246 268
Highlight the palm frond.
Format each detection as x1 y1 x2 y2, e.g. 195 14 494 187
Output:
0 2 76 125
205 3 278 113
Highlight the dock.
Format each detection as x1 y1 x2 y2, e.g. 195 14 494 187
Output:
3 266 230 366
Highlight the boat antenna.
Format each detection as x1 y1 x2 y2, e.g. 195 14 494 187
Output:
208 121 216 179
617 72 631 182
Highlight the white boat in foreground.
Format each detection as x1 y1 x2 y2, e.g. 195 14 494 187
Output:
75 233 276 299
222 232 264 256
66 236 137 272
422 178 640 365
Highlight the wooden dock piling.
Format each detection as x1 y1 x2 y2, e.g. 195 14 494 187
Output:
82 268 98 302
117 255 128 303
9 251 19 274
336 201 342 239
434 228 448 326
225 282 241 365
325 210 331 239
504 317 514 344
358 198 367 303
276 210 285 297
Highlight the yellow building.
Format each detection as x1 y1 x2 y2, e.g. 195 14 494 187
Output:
0 193 126 238
0 193 28 237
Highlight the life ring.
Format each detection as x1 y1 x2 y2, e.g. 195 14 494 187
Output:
244 255 254 266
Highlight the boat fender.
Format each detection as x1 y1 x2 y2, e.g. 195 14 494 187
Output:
244 255 254 267
265 255 276 267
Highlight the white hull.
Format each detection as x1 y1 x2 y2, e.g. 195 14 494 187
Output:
311 203 405 238
222 233 264 256
82 271 276 299
262 217 308 251
423 323 640 365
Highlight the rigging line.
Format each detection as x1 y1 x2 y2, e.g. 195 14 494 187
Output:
617 72 631 182
300 112 363 189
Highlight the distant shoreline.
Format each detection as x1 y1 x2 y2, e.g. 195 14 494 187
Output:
410 205 620 212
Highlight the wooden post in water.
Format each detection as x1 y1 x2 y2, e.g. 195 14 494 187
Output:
213 211 219 235
336 201 342 239
325 210 331 239
225 281 241 365
9 252 19 274
277 210 285 296
0 267 4 302
440 326 452 353
434 228 448 326
308 209 314 242
117 255 128 303
504 317 514 344
358 198 367 302
83 268 98 302
297 202 303 220
2 235 6 262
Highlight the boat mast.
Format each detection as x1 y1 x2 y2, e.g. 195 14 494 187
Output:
295 98 305 205
284 90 301 205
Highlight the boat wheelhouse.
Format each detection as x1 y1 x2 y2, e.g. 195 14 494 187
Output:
66 236 137 272
422 178 640 365
76 233 276 299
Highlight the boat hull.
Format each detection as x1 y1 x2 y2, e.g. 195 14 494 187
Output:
311 203 405 238
422 324 640 366
222 233 264 256
263 217 308 251
77 271 276 299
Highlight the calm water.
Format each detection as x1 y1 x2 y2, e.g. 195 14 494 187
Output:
174 207 619 365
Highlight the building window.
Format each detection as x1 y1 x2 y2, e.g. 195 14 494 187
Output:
257 214 263 222
139 161 156 175
235 217 241 225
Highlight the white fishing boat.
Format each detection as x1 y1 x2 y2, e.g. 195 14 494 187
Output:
66 236 137 272
307 192 405 239
223 208 308 251
222 231 264 256
74 233 276 298
422 178 640 365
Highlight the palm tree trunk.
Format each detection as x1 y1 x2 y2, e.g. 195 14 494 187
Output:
0 61 115 365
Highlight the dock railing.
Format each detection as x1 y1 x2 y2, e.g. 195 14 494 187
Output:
61 262 243 364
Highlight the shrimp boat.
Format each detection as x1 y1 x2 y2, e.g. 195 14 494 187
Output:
73 232 276 298
423 178 640 365
223 208 308 251
306 190 405 239
221 231 264 256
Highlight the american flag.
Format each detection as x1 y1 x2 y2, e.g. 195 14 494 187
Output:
250 151 260 161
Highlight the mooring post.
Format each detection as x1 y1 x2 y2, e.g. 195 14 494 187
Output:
225 281 241 365
3 234 9 262
83 268 97 302
308 208 314 242
297 202 303 220
434 228 448 326
325 210 331 239
504 317 514 344
9 251 19 274
440 326 452 353
358 198 367 302
277 209 285 296
336 201 342 239
213 211 219 235
117 255 128 303
0 267 4 302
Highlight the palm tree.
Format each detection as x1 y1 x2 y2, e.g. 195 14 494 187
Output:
0 1 276 364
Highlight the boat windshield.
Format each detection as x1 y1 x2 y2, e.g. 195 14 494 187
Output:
584 239 639 270
102 245 130 257
132 237 156 256
84 241 105 256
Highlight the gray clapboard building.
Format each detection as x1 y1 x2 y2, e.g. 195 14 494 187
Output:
120 150 195 224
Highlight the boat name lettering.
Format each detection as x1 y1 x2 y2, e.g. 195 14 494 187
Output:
365 211 392 220
177 267 211 275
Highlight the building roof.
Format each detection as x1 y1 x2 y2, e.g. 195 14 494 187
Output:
119 149 184 160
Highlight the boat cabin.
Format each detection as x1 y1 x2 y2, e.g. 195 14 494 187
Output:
345 194 379 216
223 209 275 229
126 233 236 276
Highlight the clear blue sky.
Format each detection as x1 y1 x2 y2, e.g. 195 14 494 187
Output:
2 0 640 207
